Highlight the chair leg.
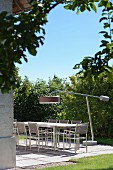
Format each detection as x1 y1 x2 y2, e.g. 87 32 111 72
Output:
76 134 80 151
69 135 71 148
16 135 19 149
57 133 60 148
74 142 76 153
38 137 40 152
25 136 27 150
63 134 65 150
86 135 88 152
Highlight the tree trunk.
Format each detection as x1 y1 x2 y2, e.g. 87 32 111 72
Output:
0 1 16 169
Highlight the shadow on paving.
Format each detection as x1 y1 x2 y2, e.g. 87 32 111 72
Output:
16 145 77 157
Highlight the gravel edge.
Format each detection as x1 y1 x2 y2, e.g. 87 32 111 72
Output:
9 161 75 170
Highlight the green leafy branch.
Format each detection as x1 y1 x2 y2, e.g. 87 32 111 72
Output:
1 0 113 92
73 1 113 80
0 0 61 92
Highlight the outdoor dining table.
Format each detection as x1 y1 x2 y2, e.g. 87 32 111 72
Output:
24 122 79 150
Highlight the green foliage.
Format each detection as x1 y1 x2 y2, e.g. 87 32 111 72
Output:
67 71 113 138
2 0 113 138
0 3 46 92
14 76 66 121
1 0 113 92
64 0 99 13
14 72 113 138
0 0 113 92
73 2 113 80
96 138 113 145
0 0 62 92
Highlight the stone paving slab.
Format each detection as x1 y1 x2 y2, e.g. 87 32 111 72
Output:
17 159 45 167
15 141 113 168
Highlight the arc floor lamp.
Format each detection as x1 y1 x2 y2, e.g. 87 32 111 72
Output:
39 90 109 145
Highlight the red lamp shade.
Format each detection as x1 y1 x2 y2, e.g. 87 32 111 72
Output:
39 96 60 104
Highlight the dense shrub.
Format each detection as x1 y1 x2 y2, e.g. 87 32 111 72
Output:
14 76 66 122
14 72 113 138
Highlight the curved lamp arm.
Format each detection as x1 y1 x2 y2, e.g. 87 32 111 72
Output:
50 90 109 101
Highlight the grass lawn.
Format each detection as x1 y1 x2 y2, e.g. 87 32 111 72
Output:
36 154 113 170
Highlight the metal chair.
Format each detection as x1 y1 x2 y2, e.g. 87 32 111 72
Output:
76 123 88 152
28 122 40 151
47 119 58 147
71 120 82 124
16 122 28 150
57 120 69 148
59 120 69 123
48 119 58 123
13 119 17 136
69 120 82 131
28 122 48 151
63 123 89 153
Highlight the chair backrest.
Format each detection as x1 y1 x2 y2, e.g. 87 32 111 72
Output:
59 120 69 123
13 119 17 128
71 120 82 124
48 119 57 123
28 122 38 135
14 119 17 123
17 122 27 134
76 123 88 135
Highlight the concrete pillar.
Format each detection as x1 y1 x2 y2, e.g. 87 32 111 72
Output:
0 0 16 169
0 92 16 169
0 0 12 14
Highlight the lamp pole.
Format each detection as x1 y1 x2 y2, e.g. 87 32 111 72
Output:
86 96 94 141
39 90 109 144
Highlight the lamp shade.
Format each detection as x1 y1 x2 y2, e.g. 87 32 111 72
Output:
100 95 109 101
39 96 60 104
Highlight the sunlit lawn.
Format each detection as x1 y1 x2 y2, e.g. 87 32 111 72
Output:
36 154 113 170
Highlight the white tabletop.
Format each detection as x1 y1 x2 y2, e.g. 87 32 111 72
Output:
24 122 79 128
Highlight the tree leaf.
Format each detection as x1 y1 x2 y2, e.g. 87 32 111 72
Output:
80 5 86 12
73 64 80 69
90 3 97 12
76 9 80 15
28 46 37 56
99 17 107 22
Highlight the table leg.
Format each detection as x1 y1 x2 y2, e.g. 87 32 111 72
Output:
53 126 56 150
76 134 80 151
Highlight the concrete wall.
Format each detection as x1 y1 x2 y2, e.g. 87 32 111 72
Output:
0 137 16 168
0 1 16 169
0 92 16 169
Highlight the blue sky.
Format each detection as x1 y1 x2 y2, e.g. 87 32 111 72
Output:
17 4 104 82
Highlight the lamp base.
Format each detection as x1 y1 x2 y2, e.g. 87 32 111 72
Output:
83 140 97 146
